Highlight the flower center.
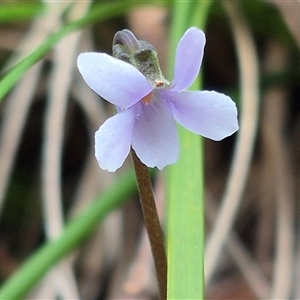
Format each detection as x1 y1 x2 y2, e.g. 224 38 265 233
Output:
142 91 153 105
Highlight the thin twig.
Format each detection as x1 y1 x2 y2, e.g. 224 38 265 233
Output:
131 149 167 300
0 1 69 217
41 2 91 299
262 43 294 299
205 0 260 284
206 194 270 298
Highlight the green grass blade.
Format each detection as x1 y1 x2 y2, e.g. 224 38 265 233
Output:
0 1 146 102
0 170 137 300
167 129 205 299
0 3 44 22
166 1 212 299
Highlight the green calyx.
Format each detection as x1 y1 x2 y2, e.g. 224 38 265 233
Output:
113 29 170 89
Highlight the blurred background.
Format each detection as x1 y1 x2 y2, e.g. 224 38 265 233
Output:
0 0 300 299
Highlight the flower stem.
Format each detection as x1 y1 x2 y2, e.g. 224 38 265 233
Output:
131 149 167 300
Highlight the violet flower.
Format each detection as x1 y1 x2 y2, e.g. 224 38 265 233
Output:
77 27 239 172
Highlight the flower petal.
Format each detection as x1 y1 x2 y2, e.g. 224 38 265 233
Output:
95 108 136 172
77 53 153 108
167 90 239 141
132 96 179 169
171 27 206 91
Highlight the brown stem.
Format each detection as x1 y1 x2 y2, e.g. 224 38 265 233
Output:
131 149 167 300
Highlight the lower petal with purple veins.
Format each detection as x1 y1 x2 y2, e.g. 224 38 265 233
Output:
166 90 239 141
132 97 179 170
95 107 136 172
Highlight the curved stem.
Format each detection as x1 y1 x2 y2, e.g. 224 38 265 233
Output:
131 149 167 300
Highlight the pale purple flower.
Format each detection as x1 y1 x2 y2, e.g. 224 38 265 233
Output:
77 27 239 172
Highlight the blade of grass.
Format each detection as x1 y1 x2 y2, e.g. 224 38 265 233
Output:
40 2 92 298
0 1 150 102
166 1 212 299
0 3 44 22
0 1 74 217
0 170 138 300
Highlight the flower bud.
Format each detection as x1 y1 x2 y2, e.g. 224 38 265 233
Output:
113 29 169 89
